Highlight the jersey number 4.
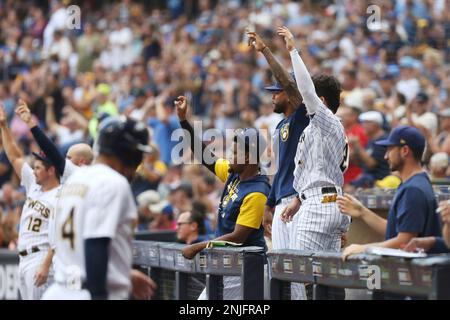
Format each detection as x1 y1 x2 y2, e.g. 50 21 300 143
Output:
340 138 350 173
62 208 75 250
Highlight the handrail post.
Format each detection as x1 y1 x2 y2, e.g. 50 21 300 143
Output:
242 250 265 300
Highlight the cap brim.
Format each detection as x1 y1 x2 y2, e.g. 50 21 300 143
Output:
374 139 397 147
137 144 154 154
32 152 52 165
149 201 168 213
264 86 284 92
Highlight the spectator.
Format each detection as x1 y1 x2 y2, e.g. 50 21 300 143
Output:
405 92 439 136
337 105 368 185
429 152 449 180
88 84 119 138
169 183 193 218
132 144 168 198
176 211 207 244
147 98 181 166
339 126 444 263
350 111 390 188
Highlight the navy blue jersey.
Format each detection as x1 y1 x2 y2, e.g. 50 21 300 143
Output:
266 106 310 207
215 160 270 249
386 172 442 240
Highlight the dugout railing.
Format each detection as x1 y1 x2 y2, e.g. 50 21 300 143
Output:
132 241 266 300
132 241 450 300
268 250 450 300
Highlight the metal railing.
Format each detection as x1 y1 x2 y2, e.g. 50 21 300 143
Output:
2 244 450 300
355 189 450 210
0 249 20 300
132 241 266 300
268 250 450 300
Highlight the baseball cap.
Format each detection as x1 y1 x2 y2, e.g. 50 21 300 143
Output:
359 111 384 126
416 92 429 104
399 56 416 69
137 190 169 213
264 72 296 92
375 125 426 154
32 151 54 166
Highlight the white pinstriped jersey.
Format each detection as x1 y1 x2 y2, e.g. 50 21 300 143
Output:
290 49 349 194
54 164 137 299
18 163 61 252
49 159 79 250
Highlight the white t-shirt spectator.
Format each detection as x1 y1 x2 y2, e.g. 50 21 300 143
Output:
254 113 283 136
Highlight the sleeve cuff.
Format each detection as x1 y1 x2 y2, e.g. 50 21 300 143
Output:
429 237 450 254
266 197 275 208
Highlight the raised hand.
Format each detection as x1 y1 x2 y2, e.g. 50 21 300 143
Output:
174 96 188 121
246 30 267 52
15 99 34 127
277 26 296 52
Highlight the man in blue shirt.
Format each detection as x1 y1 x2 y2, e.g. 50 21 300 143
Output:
247 31 310 253
148 99 181 166
338 126 444 261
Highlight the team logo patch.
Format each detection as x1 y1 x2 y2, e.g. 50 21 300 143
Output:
280 123 290 142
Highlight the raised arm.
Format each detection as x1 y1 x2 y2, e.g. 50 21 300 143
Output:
246 30 302 107
45 97 61 134
174 96 218 175
277 26 323 115
0 102 25 179
15 100 66 177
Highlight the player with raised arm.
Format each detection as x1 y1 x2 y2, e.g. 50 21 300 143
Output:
277 27 351 299
175 96 270 300
0 101 59 299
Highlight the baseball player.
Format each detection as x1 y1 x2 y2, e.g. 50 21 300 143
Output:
175 96 270 300
246 30 309 251
0 102 59 300
15 102 157 300
43 116 155 300
277 27 351 299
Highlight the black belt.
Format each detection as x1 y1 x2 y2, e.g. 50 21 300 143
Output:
19 246 40 257
322 187 338 194
300 187 338 201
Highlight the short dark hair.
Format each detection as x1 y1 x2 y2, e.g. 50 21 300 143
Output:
312 74 342 114
411 146 424 162
190 211 206 235
35 159 60 180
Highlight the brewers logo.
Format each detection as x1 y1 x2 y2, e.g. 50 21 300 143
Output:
280 123 290 142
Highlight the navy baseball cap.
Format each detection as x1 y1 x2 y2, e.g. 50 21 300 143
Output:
375 126 426 154
265 72 296 92
32 151 54 166
416 92 429 103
